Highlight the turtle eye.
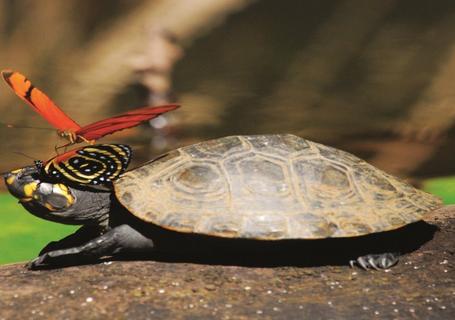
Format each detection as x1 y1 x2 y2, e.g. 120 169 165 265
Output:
43 193 73 211
37 182 54 196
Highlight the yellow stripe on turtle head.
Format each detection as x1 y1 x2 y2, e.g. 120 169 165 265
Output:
23 182 39 198
5 174 15 186
54 183 75 206
5 168 24 185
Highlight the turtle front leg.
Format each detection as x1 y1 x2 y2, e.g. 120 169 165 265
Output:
28 224 155 269
38 225 103 255
349 252 399 270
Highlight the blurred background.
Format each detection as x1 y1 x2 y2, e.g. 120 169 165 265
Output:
0 0 454 263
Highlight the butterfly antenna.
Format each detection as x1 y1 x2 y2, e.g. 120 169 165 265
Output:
0 122 52 131
55 143 68 155
0 169 11 178
1 152 37 178
12 151 38 161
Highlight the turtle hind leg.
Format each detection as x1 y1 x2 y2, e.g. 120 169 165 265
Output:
27 224 155 270
349 252 399 270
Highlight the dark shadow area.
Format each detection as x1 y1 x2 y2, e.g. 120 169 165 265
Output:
136 221 438 268
31 217 438 270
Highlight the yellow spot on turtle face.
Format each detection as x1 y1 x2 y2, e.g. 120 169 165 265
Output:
10 169 21 174
24 182 38 197
58 184 68 193
54 184 75 206
6 175 15 186
44 203 57 211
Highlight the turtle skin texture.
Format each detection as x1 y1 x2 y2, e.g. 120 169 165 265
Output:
116 134 441 240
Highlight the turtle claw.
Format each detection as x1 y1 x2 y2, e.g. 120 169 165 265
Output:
27 249 70 269
350 253 399 270
26 253 50 270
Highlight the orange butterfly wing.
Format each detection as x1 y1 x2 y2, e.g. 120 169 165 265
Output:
75 104 180 141
1 70 81 132
3 70 180 145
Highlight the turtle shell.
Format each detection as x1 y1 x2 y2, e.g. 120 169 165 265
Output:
115 135 442 240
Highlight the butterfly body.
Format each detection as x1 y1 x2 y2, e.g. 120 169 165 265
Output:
2 70 179 147
57 130 86 145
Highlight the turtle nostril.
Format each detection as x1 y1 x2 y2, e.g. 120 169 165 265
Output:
1 171 11 179
3 172 15 185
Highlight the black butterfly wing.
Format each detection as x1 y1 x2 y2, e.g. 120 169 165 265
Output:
44 144 132 186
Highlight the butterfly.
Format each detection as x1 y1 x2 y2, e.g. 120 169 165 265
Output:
1 70 179 147
36 144 132 187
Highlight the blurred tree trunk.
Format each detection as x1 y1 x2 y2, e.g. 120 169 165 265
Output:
365 18 455 176
259 0 397 139
395 42 455 142
54 0 256 121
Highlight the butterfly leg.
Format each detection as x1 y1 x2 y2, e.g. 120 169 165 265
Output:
27 224 155 269
54 141 71 154
76 134 95 145
54 143 65 155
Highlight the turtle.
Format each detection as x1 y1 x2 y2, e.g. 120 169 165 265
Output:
4 134 442 270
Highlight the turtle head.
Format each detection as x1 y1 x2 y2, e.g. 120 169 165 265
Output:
4 166 112 226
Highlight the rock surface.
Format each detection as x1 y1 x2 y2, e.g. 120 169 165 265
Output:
0 206 453 320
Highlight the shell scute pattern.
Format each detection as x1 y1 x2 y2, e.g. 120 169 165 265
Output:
197 215 243 237
316 142 364 165
238 156 289 196
115 135 442 239
172 162 225 196
223 151 302 215
159 212 203 233
185 136 247 159
292 157 362 208
288 212 336 238
245 134 311 157
352 165 402 202
242 214 289 239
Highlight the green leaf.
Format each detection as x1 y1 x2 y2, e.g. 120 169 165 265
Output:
0 194 77 264
423 176 455 205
